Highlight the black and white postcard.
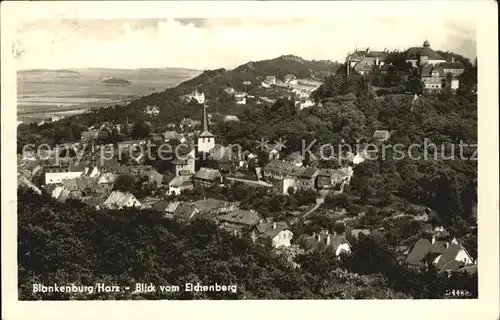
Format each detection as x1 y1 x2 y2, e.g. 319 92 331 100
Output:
1 1 498 320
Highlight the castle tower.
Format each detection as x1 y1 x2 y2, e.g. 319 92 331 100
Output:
197 99 215 154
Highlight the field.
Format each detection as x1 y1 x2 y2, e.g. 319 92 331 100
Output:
17 68 201 123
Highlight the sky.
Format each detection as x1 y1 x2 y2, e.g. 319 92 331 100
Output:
14 17 477 71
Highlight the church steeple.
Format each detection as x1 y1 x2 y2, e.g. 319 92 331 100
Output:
202 102 210 134
197 91 215 154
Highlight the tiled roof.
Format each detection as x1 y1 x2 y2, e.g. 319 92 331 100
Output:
301 231 350 254
192 198 237 214
219 209 261 226
194 168 221 181
366 51 388 58
440 62 465 69
169 175 193 187
199 130 214 137
103 191 138 208
421 66 445 77
255 221 290 240
406 47 444 60
405 238 432 267
174 203 198 221
372 130 391 140
434 243 462 270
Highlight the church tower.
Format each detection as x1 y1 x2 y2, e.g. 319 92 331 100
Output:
197 98 215 154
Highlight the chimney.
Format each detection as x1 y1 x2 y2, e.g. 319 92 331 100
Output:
451 57 455 62
273 222 276 229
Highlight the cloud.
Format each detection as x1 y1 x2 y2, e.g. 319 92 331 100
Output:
15 18 477 70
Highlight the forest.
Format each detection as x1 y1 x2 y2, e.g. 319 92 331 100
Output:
18 189 477 300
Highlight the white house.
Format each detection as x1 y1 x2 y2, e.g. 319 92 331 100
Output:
44 165 86 185
251 221 294 248
103 191 141 209
144 105 160 116
297 99 315 110
234 92 247 105
168 175 193 195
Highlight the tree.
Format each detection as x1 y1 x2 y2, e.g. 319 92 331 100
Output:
131 122 150 139
114 174 136 193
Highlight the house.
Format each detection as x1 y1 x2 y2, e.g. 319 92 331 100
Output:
372 130 391 143
224 87 235 95
296 99 315 110
187 89 205 104
46 185 72 203
192 198 240 217
264 144 282 161
173 203 199 221
277 176 299 195
284 74 298 85
346 49 389 76
218 209 262 237
420 66 446 91
234 92 247 105
405 236 474 273
44 164 87 185
439 58 465 76
168 175 193 195
405 40 446 67
433 239 474 273
193 168 223 187
172 146 196 176
103 191 141 209
448 77 460 91
140 196 162 209
144 105 160 116
259 96 276 104
294 167 319 190
261 76 277 88
299 230 351 256
250 221 293 248
152 200 181 217
316 168 349 190
164 130 186 143
263 160 295 181
242 80 252 85
98 172 117 185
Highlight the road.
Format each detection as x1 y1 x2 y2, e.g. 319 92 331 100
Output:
302 195 326 218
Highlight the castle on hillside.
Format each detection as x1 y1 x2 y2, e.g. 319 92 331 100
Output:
346 40 466 92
